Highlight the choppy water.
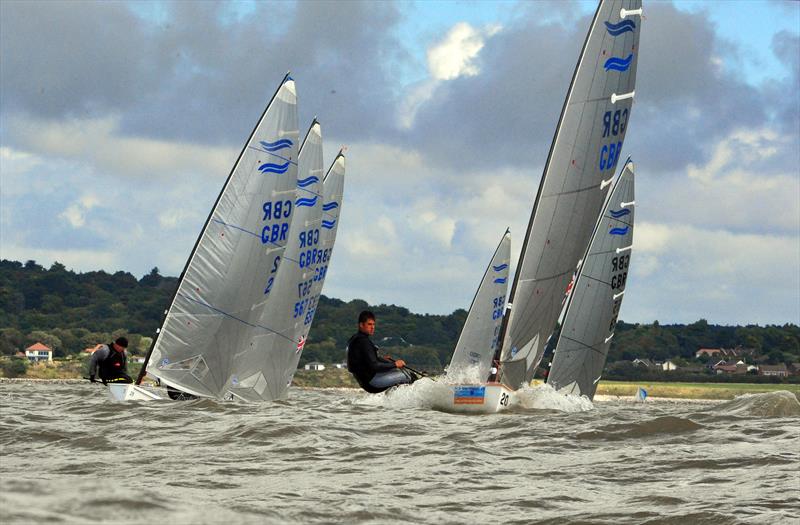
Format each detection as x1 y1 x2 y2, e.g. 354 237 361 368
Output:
1 381 799 524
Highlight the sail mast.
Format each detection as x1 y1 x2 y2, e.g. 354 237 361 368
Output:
136 73 294 385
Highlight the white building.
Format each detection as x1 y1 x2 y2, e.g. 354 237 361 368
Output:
25 342 53 363
304 362 326 371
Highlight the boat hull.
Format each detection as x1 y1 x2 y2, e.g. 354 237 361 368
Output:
434 383 515 414
108 383 163 401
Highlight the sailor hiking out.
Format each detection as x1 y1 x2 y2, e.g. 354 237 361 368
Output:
347 311 418 393
88 337 133 384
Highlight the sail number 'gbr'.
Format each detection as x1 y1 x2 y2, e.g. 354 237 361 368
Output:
599 109 628 171
262 200 292 244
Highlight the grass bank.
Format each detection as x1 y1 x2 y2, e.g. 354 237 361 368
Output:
596 380 800 400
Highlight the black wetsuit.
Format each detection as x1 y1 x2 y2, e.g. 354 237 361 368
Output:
93 343 133 384
347 331 405 393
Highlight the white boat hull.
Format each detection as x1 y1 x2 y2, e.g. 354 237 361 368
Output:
108 383 163 401
433 383 515 414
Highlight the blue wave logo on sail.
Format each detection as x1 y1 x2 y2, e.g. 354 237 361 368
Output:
297 176 319 188
322 202 339 211
609 208 631 218
259 139 293 152
492 264 508 272
259 161 290 174
295 196 319 207
604 20 635 36
604 54 634 72
321 219 336 229
494 277 507 284
609 226 629 235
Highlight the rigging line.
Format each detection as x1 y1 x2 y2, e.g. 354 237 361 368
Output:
541 179 606 199
177 292 296 344
246 146 299 166
557 335 607 356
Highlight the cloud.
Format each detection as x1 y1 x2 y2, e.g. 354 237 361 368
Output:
628 222 799 324
398 22 501 129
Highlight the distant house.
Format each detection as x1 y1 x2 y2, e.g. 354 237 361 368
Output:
379 336 411 347
759 363 788 377
632 358 655 369
696 348 722 358
713 360 747 375
789 363 800 376
333 362 347 370
25 342 53 363
661 360 679 371
304 362 326 371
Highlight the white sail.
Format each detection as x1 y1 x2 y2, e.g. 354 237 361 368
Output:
296 152 345 345
143 75 299 399
448 230 510 382
498 0 642 389
548 160 635 400
224 120 324 401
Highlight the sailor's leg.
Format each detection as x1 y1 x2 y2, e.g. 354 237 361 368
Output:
369 369 414 390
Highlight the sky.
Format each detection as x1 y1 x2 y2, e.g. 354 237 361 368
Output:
1 0 798 326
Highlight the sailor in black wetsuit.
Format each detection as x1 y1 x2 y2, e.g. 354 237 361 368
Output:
88 337 133 384
347 310 417 393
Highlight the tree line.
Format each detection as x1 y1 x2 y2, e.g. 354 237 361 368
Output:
1 259 798 373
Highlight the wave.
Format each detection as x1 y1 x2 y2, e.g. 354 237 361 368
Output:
604 20 635 36
297 176 320 188
609 226 629 235
515 382 595 412
258 161 290 174
322 202 339 211
576 416 703 441
295 196 319 207
609 208 631 218
715 391 800 418
259 139 293 152
492 264 508 272
493 278 507 284
604 53 634 72
321 219 336 229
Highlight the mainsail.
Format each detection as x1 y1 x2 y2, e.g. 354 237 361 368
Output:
297 151 346 346
138 75 299 399
224 120 324 401
496 0 642 389
547 160 635 399
448 230 510 381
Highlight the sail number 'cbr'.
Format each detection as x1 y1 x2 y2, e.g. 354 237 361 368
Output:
492 296 506 320
262 200 292 244
599 109 628 171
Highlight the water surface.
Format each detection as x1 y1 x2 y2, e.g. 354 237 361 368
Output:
1 381 798 524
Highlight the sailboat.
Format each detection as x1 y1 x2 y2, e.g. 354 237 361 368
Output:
109 74 309 401
441 0 642 413
547 160 635 400
436 231 513 412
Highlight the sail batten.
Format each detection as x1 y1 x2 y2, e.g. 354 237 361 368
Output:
496 0 641 389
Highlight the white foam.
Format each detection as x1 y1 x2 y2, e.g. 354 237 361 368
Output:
515 382 595 412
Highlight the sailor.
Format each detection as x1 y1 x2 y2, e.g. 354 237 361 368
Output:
88 337 133 384
347 310 417 393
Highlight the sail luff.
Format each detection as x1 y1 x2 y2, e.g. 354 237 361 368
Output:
137 73 295 386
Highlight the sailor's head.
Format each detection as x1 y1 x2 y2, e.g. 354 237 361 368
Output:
112 337 129 352
358 310 376 336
